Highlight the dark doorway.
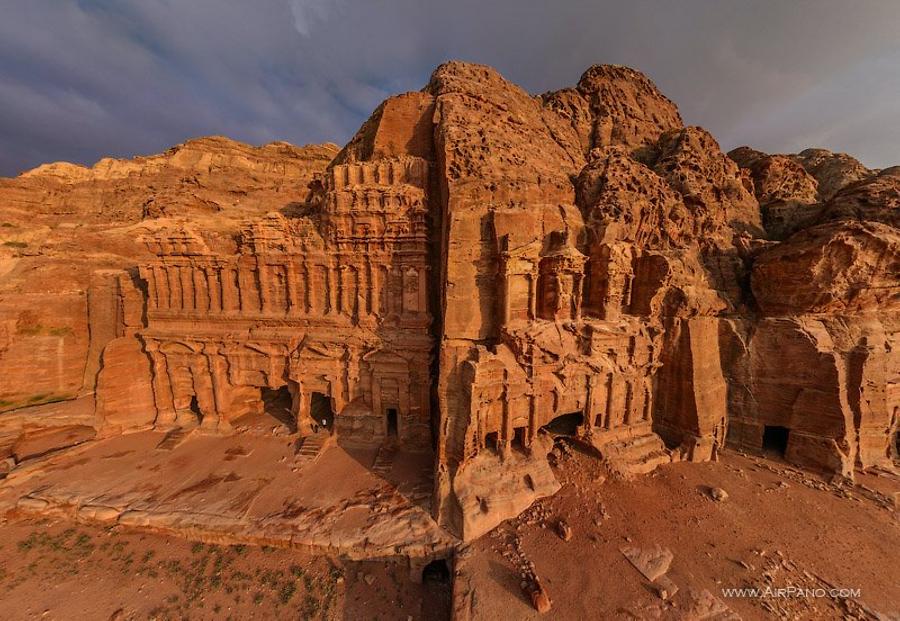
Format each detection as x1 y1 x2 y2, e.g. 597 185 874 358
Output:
485 432 499 453
261 386 295 432
762 425 790 456
422 559 450 584
512 427 526 452
310 392 334 432
189 395 202 423
386 408 398 438
541 412 583 436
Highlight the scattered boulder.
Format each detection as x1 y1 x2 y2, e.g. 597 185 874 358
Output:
621 545 674 582
524 578 552 614
709 487 729 502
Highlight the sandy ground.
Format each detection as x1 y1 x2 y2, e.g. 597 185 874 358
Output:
0 517 451 620
457 443 900 621
2 435 897 620
0 431 448 559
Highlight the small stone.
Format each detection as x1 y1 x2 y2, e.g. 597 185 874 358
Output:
654 575 679 600
710 487 728 502
556 520 573 542
529 582 552 614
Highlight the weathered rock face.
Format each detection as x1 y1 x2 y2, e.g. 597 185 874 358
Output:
791 148 873 202
726 220 900 472
653 127 762 239
1 61 897 540
544 64 684 155
752 221 900 315
0 137 336 468
728 146 821 239
4 136 337 221
819 167 900 228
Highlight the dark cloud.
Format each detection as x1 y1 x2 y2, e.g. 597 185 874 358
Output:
1 0 898 176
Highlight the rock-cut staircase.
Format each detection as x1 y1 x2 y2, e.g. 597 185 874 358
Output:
293 432 331 467
590 423 671 479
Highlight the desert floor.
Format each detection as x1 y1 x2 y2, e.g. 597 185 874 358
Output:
0 445 897 620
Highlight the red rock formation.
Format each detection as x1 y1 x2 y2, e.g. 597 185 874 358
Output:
819 167 900 228
0 137 336 466
791 148 873 201
544 64 684 155
728 146 821 239
752 221 899 315
1 61 896 543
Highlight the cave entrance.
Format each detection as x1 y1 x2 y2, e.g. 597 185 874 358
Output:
310 392 334 433
541 411 583 437
762 425 790 456
386 407 399 438
485 432 499 453
422 559 450 584
261 386 295 433
189 395 202 424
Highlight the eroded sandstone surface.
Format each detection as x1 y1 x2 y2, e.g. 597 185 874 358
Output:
0 62 897 565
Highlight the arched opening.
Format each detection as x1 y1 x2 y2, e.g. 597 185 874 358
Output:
310 392 334 432
261 386 295 433
386 407 399 438
541 411 583 436
421 559 450 584
762 425 790 456
189 395 202 424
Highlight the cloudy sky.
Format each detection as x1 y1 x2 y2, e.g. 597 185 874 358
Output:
1 0 898 176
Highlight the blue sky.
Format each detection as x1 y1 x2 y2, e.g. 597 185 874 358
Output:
0 0 898 176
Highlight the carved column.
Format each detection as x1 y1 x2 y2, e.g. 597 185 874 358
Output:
220 266 238 312
527 384 537 448
307 264 317 314
501 369 512 458
237 264 253 311
327 264 338 315
202 343 229 432
146 267 159 309
258 259 271 314
573 273 584 320
180 265 194 310
166 266 181 310
192 265 208 312
146 342 176 428
623 379 634 426
366 255 375 316
418 266 427 316
286 260 299 314
205 266 221 312
585 374 597 434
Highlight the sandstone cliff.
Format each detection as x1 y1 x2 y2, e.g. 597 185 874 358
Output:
0 137 336 436
0 61 896 544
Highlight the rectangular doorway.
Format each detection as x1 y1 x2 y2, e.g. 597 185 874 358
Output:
386 407 398 438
